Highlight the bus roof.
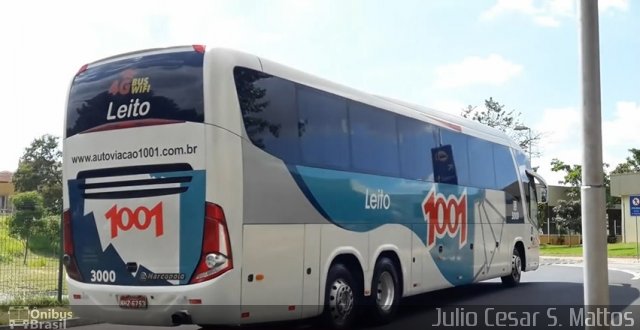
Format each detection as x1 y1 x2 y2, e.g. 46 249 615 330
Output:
76 45 524 151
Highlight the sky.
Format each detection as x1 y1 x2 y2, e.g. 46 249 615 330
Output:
0 0 638 185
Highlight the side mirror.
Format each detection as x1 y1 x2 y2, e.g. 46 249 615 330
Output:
539 186 548 204
526 169 548 204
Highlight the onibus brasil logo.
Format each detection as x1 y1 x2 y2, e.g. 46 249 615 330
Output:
422 187 468 249
8 307 73 329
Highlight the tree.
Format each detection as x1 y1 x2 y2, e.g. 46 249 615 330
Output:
9 191 44 264
551 158 618 208
462 98 542 158
550 159 583 187
553 190 582 247
611 148 640 174
550 158 619 245
12 134 62 214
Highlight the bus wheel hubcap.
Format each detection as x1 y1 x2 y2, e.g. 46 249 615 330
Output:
376 271 394 312
512 255 521 281
329 279 354 322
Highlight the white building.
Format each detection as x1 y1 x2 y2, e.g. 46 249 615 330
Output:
611 172 640 242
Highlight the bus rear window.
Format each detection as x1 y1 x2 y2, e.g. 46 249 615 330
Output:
66 50 204 138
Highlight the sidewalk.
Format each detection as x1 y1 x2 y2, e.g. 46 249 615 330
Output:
541 256 640 276
541 256 640 264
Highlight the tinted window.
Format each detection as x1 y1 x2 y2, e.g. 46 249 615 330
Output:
66 51 204 138
514 150 530 178
298 87 350 169
440 129 470 186
493 145 518 190
234 68 300 163
398 117 437 181
349 102 399 176
468 136 496 188
514 149 531 210
528 176 539 222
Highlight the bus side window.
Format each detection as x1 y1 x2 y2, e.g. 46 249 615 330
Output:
349 101 400 177
440 129 470 186
528 177 539 223
297 86 350 170
234 67 300 164
493 144 520 200
397 117 437 181
468 136 496 189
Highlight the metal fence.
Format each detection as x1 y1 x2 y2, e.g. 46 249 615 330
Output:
0 215 65 304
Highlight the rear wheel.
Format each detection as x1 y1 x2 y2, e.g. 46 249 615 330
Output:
501 247 522 287
369 257 400 324
323 264 360 329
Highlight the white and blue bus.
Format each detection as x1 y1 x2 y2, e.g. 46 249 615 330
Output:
63 46 546 328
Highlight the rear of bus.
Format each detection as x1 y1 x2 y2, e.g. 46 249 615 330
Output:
62 46 237 325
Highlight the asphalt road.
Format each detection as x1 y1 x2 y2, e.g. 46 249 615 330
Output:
71 263 640 330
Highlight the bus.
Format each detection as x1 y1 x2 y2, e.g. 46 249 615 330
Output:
62 45 547 328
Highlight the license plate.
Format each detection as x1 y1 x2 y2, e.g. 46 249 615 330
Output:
119 295 148 309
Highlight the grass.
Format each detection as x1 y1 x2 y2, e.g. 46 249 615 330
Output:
0 217 23 262
0 216 67 304
540 243 640 257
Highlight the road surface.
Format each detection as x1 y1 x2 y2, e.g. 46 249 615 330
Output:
70 262 640 330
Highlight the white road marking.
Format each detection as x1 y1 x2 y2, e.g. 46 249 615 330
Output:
553 263 640 280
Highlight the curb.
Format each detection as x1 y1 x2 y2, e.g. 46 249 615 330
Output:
540 256 640 264
0 318 100 329
539 256 582 266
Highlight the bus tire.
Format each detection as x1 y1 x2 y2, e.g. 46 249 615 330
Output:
501 247 522 287
323 263 360 329
369 257 400 324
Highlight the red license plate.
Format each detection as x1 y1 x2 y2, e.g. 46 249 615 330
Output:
119 295 148 309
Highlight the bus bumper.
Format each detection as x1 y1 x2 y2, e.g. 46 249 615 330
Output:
66 275 240 326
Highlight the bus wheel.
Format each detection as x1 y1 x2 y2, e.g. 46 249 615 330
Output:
324 264 359 329
370 257 400 324
501 248 522 287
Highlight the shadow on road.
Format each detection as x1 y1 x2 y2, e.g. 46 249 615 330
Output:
403 281 639 306
196 282 639 330
388 282 640 330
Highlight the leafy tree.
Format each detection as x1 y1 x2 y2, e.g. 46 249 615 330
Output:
9 191 44 264
611 148 640 174
550 158 618 244
12 134 62 214
550 159 583 187
551 158 618 207
553 190 582 247
462 97 542 158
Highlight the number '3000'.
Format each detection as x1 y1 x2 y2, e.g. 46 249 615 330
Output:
90 270 116 283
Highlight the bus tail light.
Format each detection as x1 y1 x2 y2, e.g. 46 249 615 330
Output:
190 203 233 284
63 210 83 281
193 45 206 54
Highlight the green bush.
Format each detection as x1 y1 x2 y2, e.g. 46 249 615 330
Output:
29 215 61 257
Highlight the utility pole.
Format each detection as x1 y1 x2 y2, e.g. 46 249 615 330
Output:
579 0 609 327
